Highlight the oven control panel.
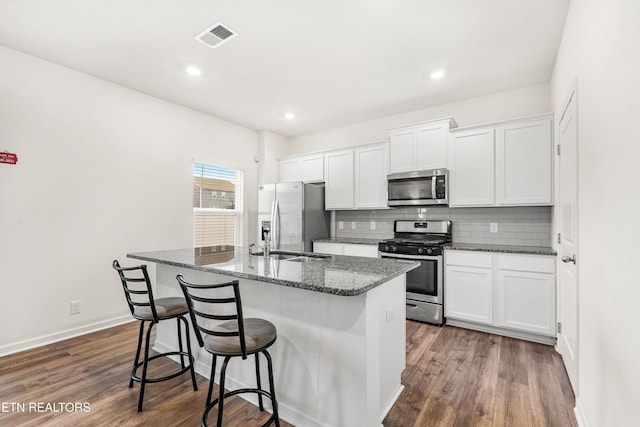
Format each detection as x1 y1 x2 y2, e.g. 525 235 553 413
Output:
378 242 443 256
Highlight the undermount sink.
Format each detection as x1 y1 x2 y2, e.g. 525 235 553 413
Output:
249 250 332 261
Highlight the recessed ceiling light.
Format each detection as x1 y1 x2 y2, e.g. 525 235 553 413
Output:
185 66 202 76
284 112 296 120
430 70 446 80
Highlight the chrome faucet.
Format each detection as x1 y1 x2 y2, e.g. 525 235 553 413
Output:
248 243 255 255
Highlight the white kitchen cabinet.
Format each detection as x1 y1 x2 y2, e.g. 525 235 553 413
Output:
279 153 324 183
495 118 553 205
449 114 553 207
354 143 389 209
445 250 556 340
448 128 495 206
324 142 389 210
313 242 379 258
324 149 354 209
388 117 457 173
444 252 493 324
496 254 556 336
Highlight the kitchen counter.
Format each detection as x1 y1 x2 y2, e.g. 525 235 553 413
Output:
127 246 411 427
313 237 383 245
445 242 557 256
128 247 417 296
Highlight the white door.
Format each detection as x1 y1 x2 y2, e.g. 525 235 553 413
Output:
557 87 579 391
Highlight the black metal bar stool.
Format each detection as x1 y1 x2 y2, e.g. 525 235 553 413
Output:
112 260 198 412
177 274 280 427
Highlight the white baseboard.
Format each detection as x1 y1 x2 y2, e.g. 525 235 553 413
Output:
574 397 589 427
380 384 404 424
446 319 557 345
0 315 133 357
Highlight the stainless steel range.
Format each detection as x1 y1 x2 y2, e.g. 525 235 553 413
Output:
378 220 452 325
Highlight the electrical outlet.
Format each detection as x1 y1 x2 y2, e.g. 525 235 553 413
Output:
70 300 81 315
351 221 357 230
490 223 498 233
370 221 376 230
338 221 344 230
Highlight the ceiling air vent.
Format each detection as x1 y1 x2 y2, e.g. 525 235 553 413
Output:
195 22 237 50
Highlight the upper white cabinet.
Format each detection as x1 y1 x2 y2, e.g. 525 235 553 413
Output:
324 149 354 209
449 114 553 207
354 143 389 209
495 119 553 205
324 142 389 210
449 128 495 206
388 117 457 173
279 153 324 183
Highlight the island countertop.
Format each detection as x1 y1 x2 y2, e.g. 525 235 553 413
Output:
127 247 418 296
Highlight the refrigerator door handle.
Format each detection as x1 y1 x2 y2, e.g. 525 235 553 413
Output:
270 200 276 247
274 199 280 249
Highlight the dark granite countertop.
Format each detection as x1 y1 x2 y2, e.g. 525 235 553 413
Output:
127 247 418 296
313 237 383 245
444 242 557 256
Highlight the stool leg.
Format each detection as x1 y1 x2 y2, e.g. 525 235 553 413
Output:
255 353 264 411
216 356 231 427
177 317 185 369
181 316 198 391
138 321 155 412
130 320 145 388
263 350 280 427
206 355 217 406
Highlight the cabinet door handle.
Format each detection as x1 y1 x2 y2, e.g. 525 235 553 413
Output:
561 255 576 264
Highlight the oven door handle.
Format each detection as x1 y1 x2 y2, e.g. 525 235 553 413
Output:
381 252 441 260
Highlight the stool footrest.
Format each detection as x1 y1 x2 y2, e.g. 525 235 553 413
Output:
202 388 278 427
131 351 194 384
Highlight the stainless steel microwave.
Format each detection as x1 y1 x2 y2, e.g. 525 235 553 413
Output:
387 169 449 206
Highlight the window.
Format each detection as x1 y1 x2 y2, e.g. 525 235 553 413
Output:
193 163 244 249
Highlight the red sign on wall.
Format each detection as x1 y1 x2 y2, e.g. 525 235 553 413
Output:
0 152 18 165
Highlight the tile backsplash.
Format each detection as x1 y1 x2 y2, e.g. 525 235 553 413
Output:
334 206 552 247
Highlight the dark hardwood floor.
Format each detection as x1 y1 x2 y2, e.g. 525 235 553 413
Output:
383 321 577 427
0 320 576 426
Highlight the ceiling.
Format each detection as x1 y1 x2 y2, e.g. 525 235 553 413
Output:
0 0 570 137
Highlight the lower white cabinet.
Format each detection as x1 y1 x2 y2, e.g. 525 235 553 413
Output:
496 255 556 336
444 252 493 325
445 250 556 338
314 242 379 258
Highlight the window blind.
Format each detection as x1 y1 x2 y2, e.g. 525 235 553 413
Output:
193 163 244 249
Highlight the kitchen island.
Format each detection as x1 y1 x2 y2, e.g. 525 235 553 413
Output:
128 247 418 427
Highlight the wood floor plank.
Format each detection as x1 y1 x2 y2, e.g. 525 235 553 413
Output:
0 320 577 426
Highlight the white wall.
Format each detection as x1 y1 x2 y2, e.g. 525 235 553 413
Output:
289 83 551 153
258 130 290 184
0 46 258 354
550 1 640 426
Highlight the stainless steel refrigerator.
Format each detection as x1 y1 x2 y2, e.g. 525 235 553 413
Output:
258 182 330 252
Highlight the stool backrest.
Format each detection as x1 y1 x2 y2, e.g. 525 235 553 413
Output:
176 275 248 359
112 260 159 323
